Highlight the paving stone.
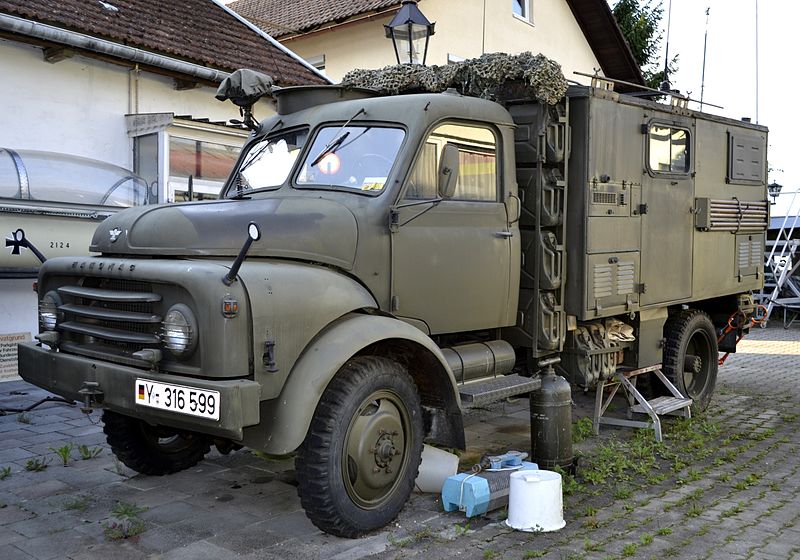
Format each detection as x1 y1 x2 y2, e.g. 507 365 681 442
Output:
11 479 73 501
0 506 37 526
0 544 36 559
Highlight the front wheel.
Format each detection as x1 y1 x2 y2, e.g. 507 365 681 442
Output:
662 310 719 412
102 410 211 475
295 356 423 538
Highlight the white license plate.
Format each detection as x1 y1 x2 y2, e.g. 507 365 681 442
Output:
135 379 220 421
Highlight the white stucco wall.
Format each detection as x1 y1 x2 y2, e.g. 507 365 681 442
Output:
284 0 602 83
0 38 252 169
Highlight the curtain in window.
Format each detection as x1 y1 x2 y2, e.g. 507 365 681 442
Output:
455 150 496 201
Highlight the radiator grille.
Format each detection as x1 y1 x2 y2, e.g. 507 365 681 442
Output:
56 277 163 366
696 198 768 232
592 192 618 205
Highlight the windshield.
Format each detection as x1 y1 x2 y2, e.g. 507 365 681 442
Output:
226 128 308 197
296 126 405 193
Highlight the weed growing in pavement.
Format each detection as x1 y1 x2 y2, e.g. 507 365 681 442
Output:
523 551 546 559
583 538 603 552
621 543 638 557
16 412 31 424
554 465 582 496
656 527 673 536
25 457 49 472
482 549 498 559
63 496 90 512
77 444 103 460
102 501 148 541
686 503 704 517
0 466 11 480
102 517 146 540
733 473 761 491
750 428 776 441
112 502 147 518
572 417 594 443
50 443 74 466
613 485 632 500
581 506 598 517
640 533 654 545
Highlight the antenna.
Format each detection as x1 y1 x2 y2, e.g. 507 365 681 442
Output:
755 0 759 123
700 7 710 111
660 0 674 91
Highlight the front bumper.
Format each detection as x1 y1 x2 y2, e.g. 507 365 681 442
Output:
18 342 261 440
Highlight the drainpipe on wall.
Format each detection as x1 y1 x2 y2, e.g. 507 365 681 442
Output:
0 13 232 83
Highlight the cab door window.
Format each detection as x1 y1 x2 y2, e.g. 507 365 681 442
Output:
404 123 497 201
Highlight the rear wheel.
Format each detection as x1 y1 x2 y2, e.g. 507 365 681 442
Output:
295 356 423 538
662 310 719 412
103 410 211 475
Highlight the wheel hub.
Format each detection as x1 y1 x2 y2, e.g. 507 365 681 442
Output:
373 431 399 468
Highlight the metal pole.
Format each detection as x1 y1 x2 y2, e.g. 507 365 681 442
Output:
662 0 673 90
700 7 710 111
755 0 759 123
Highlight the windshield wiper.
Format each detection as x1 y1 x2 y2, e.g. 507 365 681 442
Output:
310 131 350 167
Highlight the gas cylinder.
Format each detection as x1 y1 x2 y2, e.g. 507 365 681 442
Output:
530 367 573 469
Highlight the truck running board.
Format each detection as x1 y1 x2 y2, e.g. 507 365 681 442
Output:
459 374 542 408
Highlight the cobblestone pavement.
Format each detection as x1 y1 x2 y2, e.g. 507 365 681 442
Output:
0 325 798 560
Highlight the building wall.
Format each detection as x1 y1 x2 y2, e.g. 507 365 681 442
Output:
0 38 253 169
284 0 601 83
0 38 272 378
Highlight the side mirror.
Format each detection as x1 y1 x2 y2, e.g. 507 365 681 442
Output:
437 143 460 199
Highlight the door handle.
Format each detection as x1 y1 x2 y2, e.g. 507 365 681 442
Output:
495 231 514 238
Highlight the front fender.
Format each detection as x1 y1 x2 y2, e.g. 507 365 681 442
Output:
242 312 461 454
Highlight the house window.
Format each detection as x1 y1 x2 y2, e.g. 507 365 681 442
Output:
647 124 690 174
169 138 241 201
513 0 531 21
307 54 326 74
404 123 498 202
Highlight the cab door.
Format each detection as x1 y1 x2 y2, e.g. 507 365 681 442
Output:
640 118 695 306
391 122 513 334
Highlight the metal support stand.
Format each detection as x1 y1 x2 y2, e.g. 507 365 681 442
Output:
593 364 692 442
0 395 75 416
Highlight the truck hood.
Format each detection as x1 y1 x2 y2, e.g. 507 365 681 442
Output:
90 197 358 270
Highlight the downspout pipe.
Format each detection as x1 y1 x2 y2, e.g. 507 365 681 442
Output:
0 12 231 83
211 0 333 84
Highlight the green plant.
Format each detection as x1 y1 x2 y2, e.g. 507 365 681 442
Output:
25 457 49 472
77 444 103 460
454 521 471 536
614 485 632 500
50 443 74 467
581 506 598 517
572 417 594 443
63 496 90 512
640 533 654 545
523 552 546 559
112 502 147 518
656 527 672 536
721 501 745 518
16 412 32 424
687 504 703 517
483 550 498 559
0 466 11 480
102 517 146 540
621 543 638 557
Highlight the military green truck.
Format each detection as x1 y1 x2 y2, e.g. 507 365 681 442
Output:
18 70 768 537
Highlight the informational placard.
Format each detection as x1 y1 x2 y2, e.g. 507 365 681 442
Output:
0 332 31 380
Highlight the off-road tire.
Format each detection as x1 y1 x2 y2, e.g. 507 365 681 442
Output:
662 309 719 412
102 410 211 475
295 356 424 538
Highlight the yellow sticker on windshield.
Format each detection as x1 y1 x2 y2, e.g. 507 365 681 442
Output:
361 177 386 191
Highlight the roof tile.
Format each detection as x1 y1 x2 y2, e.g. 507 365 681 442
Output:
229 0 401 37
0 0 327 86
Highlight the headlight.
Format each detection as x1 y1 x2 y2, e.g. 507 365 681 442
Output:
161 304 197 357
39 291 61 331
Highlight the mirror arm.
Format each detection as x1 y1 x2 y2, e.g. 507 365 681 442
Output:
390 198 443 230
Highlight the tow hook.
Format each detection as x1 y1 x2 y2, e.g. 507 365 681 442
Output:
78 381 104 414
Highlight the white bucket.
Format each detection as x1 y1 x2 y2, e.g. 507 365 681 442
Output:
505 469 566 532
414 444 459 493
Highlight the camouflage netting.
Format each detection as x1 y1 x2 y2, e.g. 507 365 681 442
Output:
340 52 568 105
